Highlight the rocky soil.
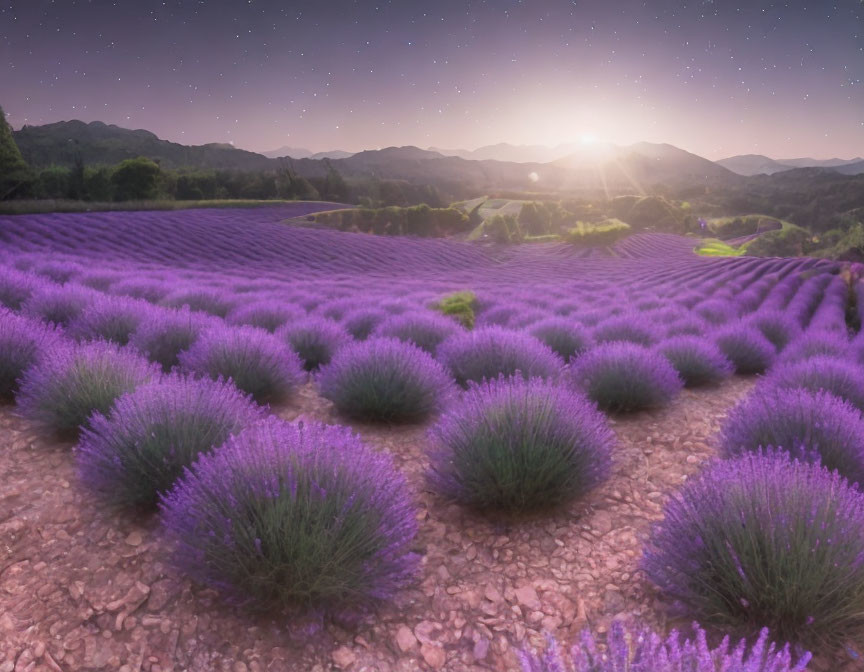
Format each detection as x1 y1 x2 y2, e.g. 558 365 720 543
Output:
0 377 849 671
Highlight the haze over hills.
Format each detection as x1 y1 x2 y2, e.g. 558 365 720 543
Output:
261 146 354 160
717 153 864 176
10 117 864 196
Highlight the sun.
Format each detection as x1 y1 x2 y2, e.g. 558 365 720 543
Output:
579 133 599 145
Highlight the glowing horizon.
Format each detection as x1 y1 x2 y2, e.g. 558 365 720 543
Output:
3 1 862 161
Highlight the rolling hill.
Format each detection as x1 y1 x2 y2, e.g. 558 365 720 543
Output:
718 153 864 176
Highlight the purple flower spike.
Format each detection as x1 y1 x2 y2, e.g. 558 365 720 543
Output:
159 416 419 611
643 450 864 646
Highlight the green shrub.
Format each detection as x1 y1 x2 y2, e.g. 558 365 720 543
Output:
432 290 477 329
565 219 631 247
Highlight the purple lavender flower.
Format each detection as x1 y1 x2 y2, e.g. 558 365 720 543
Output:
162 287 237 317
0 309 63 401
714 322 777 374
571 342 683 412
373 310 461 354
129 306 216 372
529 317 592 362
747 310 803 352
437 326 564 388
656 336 734 387
720 387 864 485
69 295 152 346
277 315 351 371
179 325 304 404
765 355 864 411
226 300 306 333
592 313 660 346
77 374 264 509
16 339 159 438
518 621 811 672
427 377 613 512
643 450 864 645
159 416 419 610
318 337 454 422
341 307 388 340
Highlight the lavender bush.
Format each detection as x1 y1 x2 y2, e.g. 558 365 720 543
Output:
17 340 159 438
437 326 564 388
656 336 734 387
159 417 418 610
162 288 236 317
129 307 214 372
277 316 350 371
318 338 453 422
720 388 864 484
226 300 305 333
427 378 613 512
529 318 592 362
518 621 811 672
179 325 304 404
77 375 263 508
765 355 864 411
643 451 864 645
714 324 777 375
572 342 683 412
592 314 660 346
22 283 96 327
373 311 460 354
747 310 802 352
779 331 850 364
0 310 62 401
69 295 150 345
341 307 388 340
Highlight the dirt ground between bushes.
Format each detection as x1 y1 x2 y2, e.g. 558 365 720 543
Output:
0 378 851 672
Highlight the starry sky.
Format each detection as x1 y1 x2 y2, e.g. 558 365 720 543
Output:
1 0 862 160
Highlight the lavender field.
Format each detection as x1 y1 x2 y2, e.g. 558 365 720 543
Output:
0 204 861 671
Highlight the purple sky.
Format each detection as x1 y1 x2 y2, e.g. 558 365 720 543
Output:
2 0 862 159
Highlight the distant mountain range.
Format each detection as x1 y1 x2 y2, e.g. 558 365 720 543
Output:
716 153 864 176
10 119 864 195
260 146 354 160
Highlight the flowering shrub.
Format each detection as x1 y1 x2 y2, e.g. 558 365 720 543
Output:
129 307 214 372
693 298 737 325
592 314 659 346
656 336 734 387
278 316 350 371
518 620 811 672
714 324 776 374
0 310 61 401
77 375 263 508
341 308 388 340
720 388 864 484
437 327 564 388
179 326 304 404
17 340 159 438
572 342 683 412
779 331 850 364
226 300 305 333
162 288 236 317
0 267 37 310
747 310 802 352
765 355 864 411
427 378 613 512
110 279 172 303
529 318 592 362
159 417 418 609
69 295 150 345
318 338 453 422
643 451 864 645
22 283 96 327
373 311 460 354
